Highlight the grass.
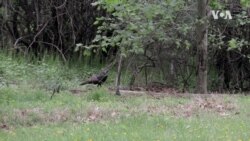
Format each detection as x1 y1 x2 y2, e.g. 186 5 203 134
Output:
0 52 250 141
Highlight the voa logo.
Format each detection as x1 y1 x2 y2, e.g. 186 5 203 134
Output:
211 10 232 20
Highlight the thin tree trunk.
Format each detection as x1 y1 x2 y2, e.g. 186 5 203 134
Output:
115 53 123 96
196 0 209 94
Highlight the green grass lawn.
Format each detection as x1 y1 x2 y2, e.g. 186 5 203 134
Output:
0 53 250 141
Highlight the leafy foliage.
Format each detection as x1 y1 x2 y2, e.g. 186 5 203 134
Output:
241 0 250 7
86 0 187 57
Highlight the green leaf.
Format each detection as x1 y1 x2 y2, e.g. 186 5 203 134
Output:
228 39 238 50
102 47 107 53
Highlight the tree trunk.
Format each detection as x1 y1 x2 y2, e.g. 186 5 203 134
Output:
115 53 123 96
196 0 209 94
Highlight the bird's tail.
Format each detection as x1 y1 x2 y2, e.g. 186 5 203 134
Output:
80 81 89 85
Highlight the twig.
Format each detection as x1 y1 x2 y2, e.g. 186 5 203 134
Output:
37 41 67 62
50 84 61 100
55 0 67 9
27 20 50 51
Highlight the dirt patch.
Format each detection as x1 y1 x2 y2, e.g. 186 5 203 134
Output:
69 89 87 96
116 90 194 100
84 106 119 122
47 108 71 122
6 106 120 127
0 124 10 130
2 93 241 128
109 84 179 97
173 95 237 117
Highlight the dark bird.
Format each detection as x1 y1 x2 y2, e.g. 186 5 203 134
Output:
80 69 109 87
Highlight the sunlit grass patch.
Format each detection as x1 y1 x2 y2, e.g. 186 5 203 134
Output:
1 114 250 141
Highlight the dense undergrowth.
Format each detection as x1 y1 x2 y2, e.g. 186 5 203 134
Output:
0 52 113 89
